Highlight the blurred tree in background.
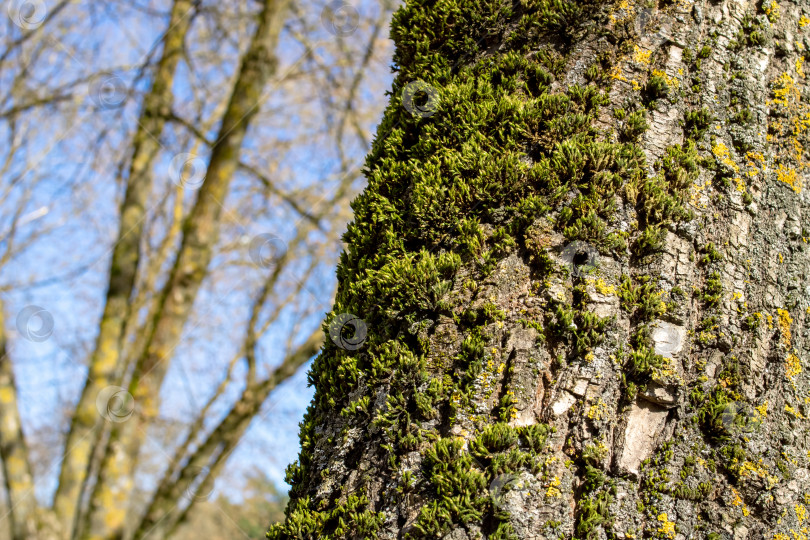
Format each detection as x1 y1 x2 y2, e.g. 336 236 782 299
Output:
172 468 286 540
0 0 395 538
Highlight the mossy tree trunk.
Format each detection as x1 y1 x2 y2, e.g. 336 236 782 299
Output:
270 0 810 537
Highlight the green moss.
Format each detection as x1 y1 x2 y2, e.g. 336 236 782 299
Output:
548 300 610 355
731 107 753 125
696 388 738 442
267 492 384 539
702 271 723 308
618 275 666 322
574 446 616 538
684 108 713 141
699 242 722 265
623 344 667 385
271 0 698 535
643 73 670 105
729 14 768 50
622 109 648 141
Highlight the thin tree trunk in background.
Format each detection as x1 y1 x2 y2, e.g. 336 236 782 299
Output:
81 1 291 538
270 0 810 537
131 329 322 540
0 302 37 540
52 1 195 535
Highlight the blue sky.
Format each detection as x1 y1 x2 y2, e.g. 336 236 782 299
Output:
0 0 396 504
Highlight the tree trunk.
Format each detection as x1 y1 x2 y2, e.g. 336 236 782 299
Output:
52 1 195 534
0 301 37 540
270 0 810 538
80 1 290 538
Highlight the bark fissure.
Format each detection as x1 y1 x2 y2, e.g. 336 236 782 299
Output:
273 0 810 538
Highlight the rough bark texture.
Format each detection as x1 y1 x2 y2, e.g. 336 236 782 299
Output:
270 0 810 538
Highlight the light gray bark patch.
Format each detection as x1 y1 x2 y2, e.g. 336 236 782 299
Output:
615 399 669 477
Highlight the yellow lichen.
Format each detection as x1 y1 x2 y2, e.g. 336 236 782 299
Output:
545 475 561 498
778 308 793 346
801 15 810 28
656 513 676 539
787 352 802 379
772 72 799 107
634 45 651 65
609 0 636 24
763 0 780 21
776 163 803 193
587 398 608 421
652 68 679 88
593 278 616 296
786 404 805 418
731 487 750 516
713 141 740 172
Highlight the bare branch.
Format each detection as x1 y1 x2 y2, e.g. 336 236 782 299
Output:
52 1 198 534
83 0 294 536
132 327 323 540
0 300 38 540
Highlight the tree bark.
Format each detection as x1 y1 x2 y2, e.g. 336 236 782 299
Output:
270 0 810 537
52 1 196 535
80 1 290 538
0 301 37 540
